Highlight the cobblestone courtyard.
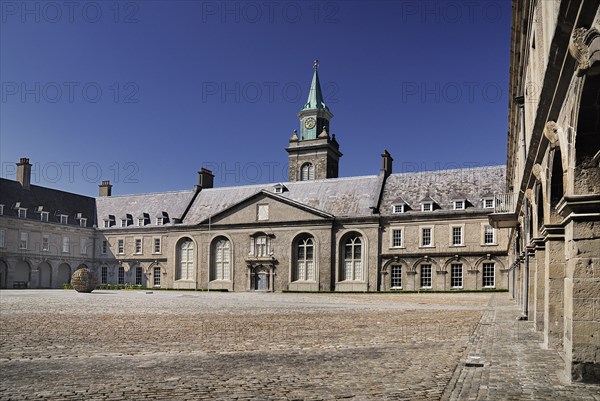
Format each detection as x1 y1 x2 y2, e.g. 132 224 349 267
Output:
0 291 598 400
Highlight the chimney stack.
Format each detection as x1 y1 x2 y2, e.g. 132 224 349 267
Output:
381 149 393 177
197 168 214 190
16 157 32 190
99 180 112 197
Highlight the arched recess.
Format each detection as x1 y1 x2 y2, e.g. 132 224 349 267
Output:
548 148 565 224
38 262 52 288
339 231 365 282
573 73 600 195
536 182 545 235
210 235 232 281
57 263 71 286
412 257 439 289
381 257 409 291
291 233 318 282
175 237 195 281
14 260 31 286
0 260 7 288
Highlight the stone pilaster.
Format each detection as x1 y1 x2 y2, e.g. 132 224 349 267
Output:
543 225 565 350
532 238 546 332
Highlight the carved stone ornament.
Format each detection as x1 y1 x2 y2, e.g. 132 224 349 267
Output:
569 27 590 70
525 188 534 204
543 121 559 148
532 164 543 182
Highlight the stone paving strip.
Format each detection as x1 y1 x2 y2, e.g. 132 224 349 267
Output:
0 291 598 400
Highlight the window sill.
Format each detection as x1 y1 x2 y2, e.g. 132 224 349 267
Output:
481 243 498 247
419 245 435 249
389 246 405 250
451 244 465 247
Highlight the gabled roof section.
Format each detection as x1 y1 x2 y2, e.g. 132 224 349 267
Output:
0 178 96 227
300 62 329 112
184 175 381 225
380 166 506 215
95 189 195 229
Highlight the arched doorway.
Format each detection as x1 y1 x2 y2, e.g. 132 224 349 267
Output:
14 260 30 288
38 262 52 288
57 263 71 287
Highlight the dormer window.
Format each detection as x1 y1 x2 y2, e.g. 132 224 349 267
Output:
18 208 27 219
156 212 169 225
138 218 145 226
41 211 49 222
156 217 164 226
421 202 433 212
103 215 115 228
392 204 405 214
453 200 465 210
121 219 127 227
273 183 287 194
0 205 4 215
80 218 87 227
483 198 494 209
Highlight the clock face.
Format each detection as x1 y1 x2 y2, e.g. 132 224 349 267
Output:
304 117 316 129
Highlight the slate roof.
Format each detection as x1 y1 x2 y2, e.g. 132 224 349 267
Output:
380 165 505 215
95 189 196 229
0 178 96 227
183 175 381 224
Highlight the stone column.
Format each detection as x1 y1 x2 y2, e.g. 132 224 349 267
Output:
543 225 566 350
561 199 600 383
526 245 536 320
532 238 546 332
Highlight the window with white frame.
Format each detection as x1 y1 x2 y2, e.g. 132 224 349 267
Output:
392 204 404 214
153 266 161 286
484 225 495 245
421 227 433 247
103 220 110 228
19 232 28 249
274 186 283 194
391 265 402 289
117 239 124 254
451 263 463 288
252 234 270 257
41 211 49 222
42 235 50 251
211 237 231 281
118 266 125 285
153 237 161 254
101 266 108 284
420 264 432 288
80 238 88 255
18 208 27 219
342 235 363 281
483 262 495 287
454 200 465 210
452 226 463 246
135 267 143 285
121 219 127 227
300 163 315 181
80 218 87 227
0 230 6 248
156 217 163 226
60 215 68 224
176 239 194 280
62 236 70 253
483 198 494 209
137 218 145 227
391 228 403 248
257 204 269 221
102 240 108 254
421 202 432 212
294 236 314 281
134 238 142 254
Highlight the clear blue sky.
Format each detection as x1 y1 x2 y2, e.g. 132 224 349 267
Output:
1 1 511 196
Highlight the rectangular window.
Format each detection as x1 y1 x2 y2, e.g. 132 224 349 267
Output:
101 266 108 284
80 218 87 227
102 240 108 254
451 263 463 288
420 264 432 288
484 198 494 208
391 229 403 248
60 215 68 224
0 230 5 248
153 238 161 254
454 200 465 210
422 202 432 212
135 267 143 285
80 238 87 255
134 238 142 254
121 219 127 227
257 204 269 221
255 235 268 256
118 267 125 285
40 211 49 222
19 232 28 249
153 267 161 287
392 204 404 214
42 235 50 251
103 220 110 228
117 239 124 254
62 236 70 253
484 225 495 244
452 226 463 246
18 208 27 219
138 218 145 227
156 217 163 226
421 227 432 247
483 263 495 288
391 265 402 289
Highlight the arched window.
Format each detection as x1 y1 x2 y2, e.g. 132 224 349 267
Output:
176 239 194 280
342 235 362 281
211 237 231 281
294 236 314 281
300 163 315 181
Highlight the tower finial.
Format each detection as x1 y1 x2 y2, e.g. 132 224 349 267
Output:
313 59 319 70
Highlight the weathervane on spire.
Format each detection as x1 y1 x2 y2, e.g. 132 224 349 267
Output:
313 59 319 70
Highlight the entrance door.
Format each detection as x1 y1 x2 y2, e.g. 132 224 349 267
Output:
256 272 269 291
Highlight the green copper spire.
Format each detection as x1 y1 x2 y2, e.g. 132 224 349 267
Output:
301 60 329 111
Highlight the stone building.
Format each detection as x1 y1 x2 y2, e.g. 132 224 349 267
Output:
489 0 599 383
0 158 96 288
1 64 508 294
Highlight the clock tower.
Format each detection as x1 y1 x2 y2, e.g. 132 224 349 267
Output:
286 61 342 181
